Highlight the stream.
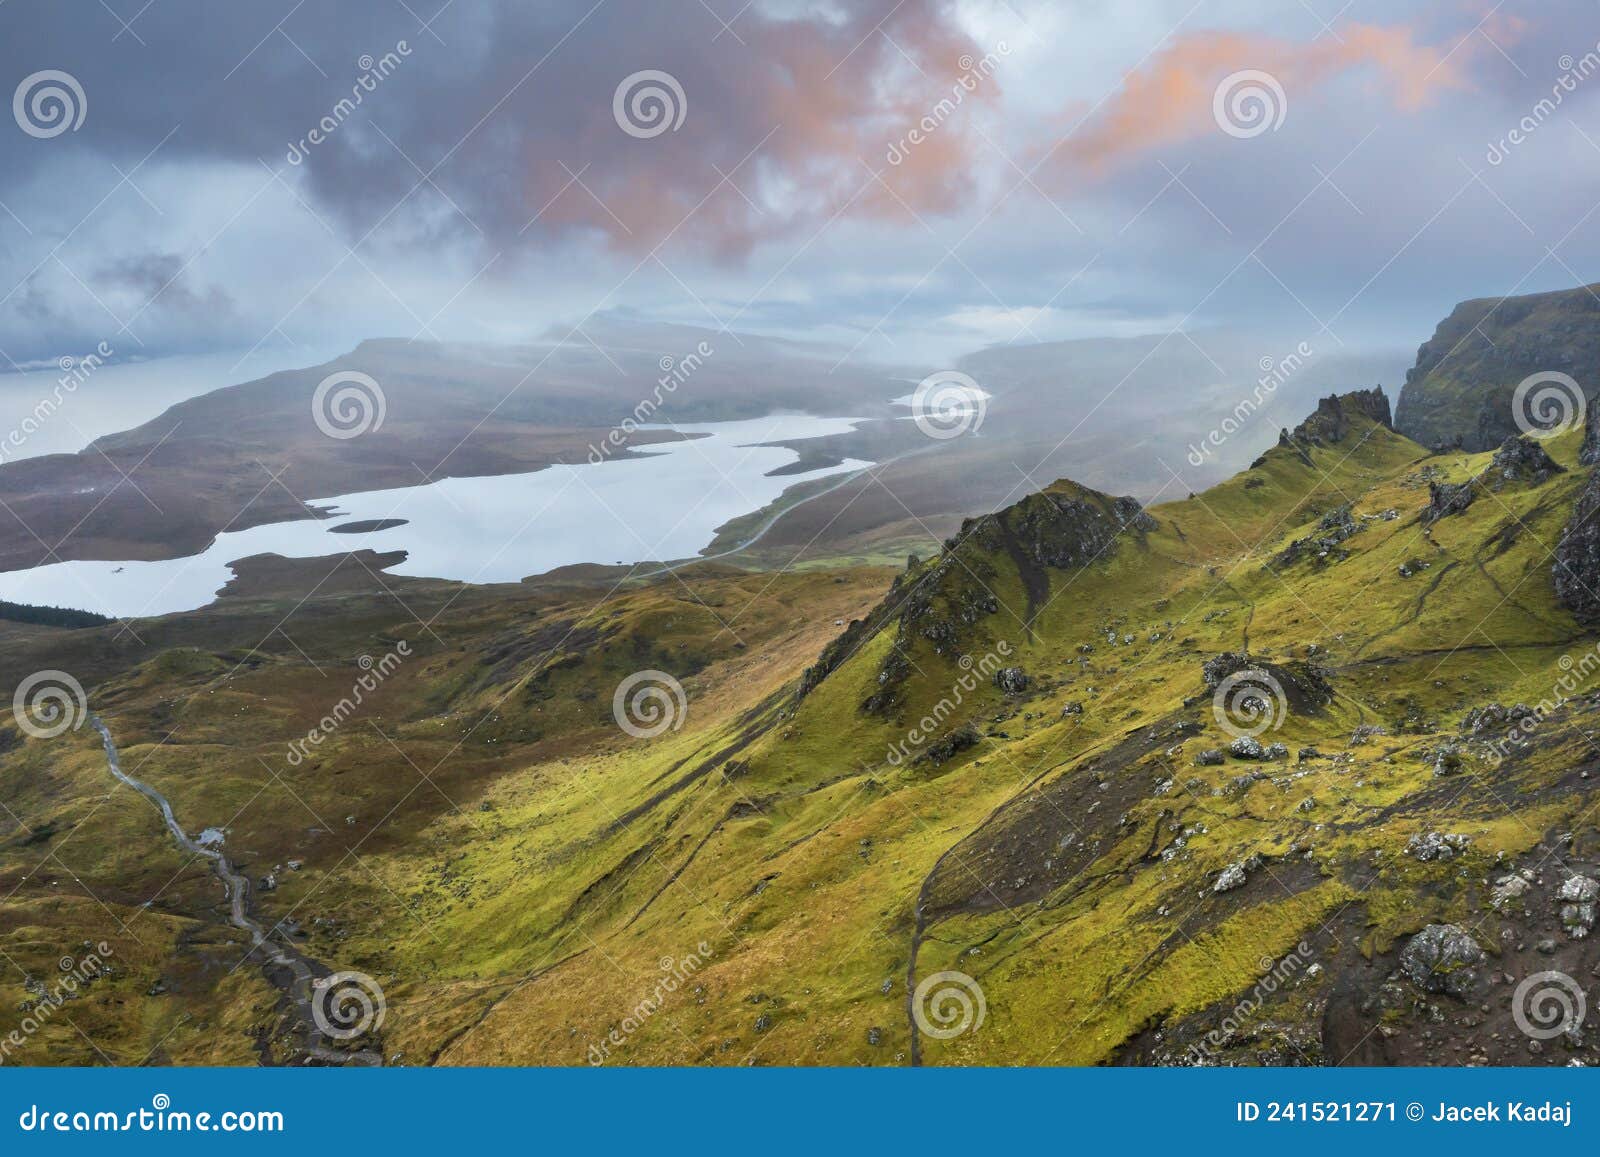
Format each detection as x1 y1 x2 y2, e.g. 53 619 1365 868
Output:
91 716 382 1065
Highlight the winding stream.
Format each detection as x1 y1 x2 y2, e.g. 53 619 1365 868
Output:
91 716 381 1065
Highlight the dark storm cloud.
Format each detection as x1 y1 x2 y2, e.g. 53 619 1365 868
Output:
4 0 1600 368
0 0 993 254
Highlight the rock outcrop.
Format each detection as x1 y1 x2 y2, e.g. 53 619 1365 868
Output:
1274 388 1392 461
1555 467 1600 623
800 478 1153 715
1422 436 1564 526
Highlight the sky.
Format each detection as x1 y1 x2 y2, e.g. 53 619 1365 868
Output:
0 0 1597 374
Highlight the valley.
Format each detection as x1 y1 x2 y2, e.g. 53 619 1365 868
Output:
4 349 1600 1065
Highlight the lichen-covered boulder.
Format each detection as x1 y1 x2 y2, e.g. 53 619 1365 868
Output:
1400 924 1484 997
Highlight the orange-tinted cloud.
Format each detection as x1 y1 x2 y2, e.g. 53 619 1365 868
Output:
523 1 1004 259
1037 21 1504 182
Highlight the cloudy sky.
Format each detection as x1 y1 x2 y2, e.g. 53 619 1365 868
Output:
0 0 1595 372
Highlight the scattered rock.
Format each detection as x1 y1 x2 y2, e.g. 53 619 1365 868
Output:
1559 875 1600 938
1490 435 1563 483
1195 749 1225 766
993 667 1030 695
1273 504 1364 568
1399 924 1485 998
1405 832 1470 862
1422 479 1476 525
1491 873 1532 911
918 723 982 766
1214 854 1263 893
1228 736 1265 760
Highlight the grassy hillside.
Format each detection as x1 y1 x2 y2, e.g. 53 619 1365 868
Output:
3 391 1600 1067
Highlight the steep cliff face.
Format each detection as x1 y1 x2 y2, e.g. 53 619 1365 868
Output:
1394 284 1600 451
